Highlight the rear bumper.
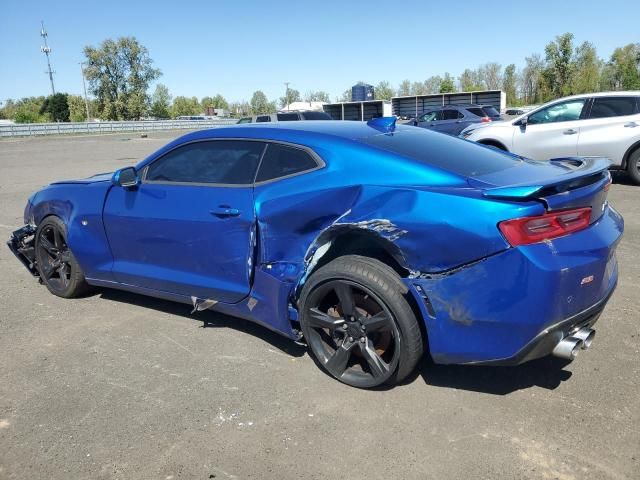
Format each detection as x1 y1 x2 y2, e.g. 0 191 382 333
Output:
404 204 623 365
460 283 615 366
7 225 38 276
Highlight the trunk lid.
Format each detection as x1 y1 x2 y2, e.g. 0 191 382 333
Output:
471 157 611 222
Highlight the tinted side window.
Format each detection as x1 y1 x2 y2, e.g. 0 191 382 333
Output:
256 116 271 123
442 110 461 120
589 97 638 118
237 117 252 124
256 144 318 182
277 113 300 121
528 99 586 125
301 111 332 120
146 140 265 184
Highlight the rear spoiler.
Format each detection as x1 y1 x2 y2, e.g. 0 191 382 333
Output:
482 157 611 200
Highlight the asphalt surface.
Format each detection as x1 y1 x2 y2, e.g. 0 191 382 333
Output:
1 131 638 480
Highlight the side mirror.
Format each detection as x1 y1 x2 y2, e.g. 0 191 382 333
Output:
112 167 139 188
516 116 528 127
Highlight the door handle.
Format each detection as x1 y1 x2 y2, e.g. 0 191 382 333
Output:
624 122 638 128
563 129 578 135
210 206 240 218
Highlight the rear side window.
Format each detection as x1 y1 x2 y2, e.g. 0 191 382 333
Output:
481 106 500 117
256 143 319 182
301 111 332 120
237 117 252 124
145 140 265 185
256 115 271 123
466 107 485 117
277 113 300 121
361 128 520 177
419 111 438 122
442 109 463 120
589 97 638 118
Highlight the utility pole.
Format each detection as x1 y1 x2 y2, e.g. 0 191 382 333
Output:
79 62 91 120
284 82 290 111
40 21 56 95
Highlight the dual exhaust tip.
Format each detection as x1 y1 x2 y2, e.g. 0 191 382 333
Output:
552 328 596 360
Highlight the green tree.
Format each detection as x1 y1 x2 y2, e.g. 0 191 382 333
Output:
171 96 200 117
605 43 640 90
279 88 301 108
374 80 394 100
251 90 274 114
337 89 351 102
479 62 502 90
424 76 442 94
522 54 544 104
543 32 576 99
439 73 455 93
410 81 426 95
573 42 601 93
12 97 48 123
150 84 172 118
67 95 88 121
83 36 161 120
459 68 483 91
397 79 411 96
304 90 331 103
502 64 518 106
40 93 70 122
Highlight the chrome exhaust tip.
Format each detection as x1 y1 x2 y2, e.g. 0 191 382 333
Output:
552 337 584 360
571 328 595 349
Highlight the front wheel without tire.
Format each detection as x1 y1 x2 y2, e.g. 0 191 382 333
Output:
299 255 424 388
35 216 92 298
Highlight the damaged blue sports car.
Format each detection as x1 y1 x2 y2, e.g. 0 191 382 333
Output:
8 118 623 388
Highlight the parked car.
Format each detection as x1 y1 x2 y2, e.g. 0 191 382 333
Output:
460 92 640 184
8 118 623 388
505 108 526 116
237 111 332 123
407 104 502 135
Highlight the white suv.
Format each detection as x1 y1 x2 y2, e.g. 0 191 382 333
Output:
461 92 640 184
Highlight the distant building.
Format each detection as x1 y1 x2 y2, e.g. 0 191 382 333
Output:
278 101 326 112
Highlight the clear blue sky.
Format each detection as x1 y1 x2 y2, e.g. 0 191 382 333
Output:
1 0 638 104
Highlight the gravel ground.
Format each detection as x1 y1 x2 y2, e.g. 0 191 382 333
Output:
0 131 638 480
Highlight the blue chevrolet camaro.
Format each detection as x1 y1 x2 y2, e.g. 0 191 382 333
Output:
8 118 623 388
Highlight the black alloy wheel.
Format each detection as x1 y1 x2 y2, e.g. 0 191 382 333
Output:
300 255 424 389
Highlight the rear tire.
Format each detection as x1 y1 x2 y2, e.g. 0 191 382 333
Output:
627 148 640 185
299 255 424 388
35 216 92 298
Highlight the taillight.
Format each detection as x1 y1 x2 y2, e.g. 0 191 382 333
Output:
498 207 592 246
480 117 491 123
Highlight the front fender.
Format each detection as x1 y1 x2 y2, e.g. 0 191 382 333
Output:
30 182 115 280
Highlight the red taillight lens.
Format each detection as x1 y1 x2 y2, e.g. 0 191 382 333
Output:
480 117 491 123
498 207 592 246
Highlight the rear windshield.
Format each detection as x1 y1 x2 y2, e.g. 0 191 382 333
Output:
482 106 500 117
361 128 519 177
301 111 332 120
466 107 485 117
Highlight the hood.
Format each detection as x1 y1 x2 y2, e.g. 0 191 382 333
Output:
50 172 113 185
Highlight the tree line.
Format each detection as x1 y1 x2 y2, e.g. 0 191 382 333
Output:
356 34 640 106
1 33 639 123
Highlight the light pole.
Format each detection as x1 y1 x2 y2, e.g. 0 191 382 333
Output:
284 82 290 111
79 62 91 120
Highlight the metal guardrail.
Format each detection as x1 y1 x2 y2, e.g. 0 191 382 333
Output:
0 119 238 137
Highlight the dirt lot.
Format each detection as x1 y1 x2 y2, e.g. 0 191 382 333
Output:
1 131 638 480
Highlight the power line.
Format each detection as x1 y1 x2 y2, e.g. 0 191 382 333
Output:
40 21 56 95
